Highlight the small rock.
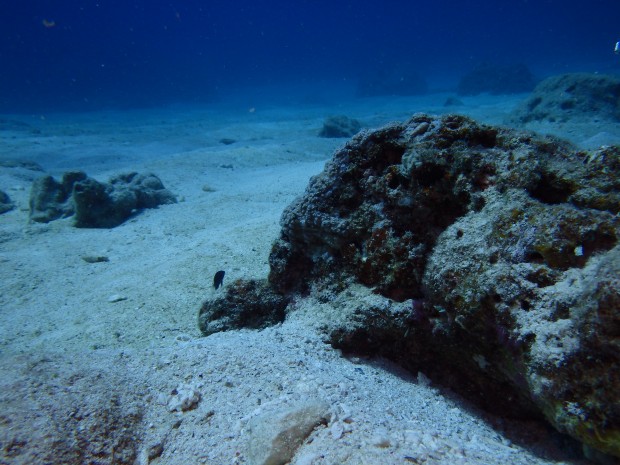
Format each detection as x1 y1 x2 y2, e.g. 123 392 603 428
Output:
82 255 109 263
0 190 14 214
330 421 344 440
147 442 164 460
108 294 127 303
245 400 329 465
371 432 392 448
167 385 201 412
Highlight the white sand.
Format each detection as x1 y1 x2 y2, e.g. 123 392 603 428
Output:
0 94 602 464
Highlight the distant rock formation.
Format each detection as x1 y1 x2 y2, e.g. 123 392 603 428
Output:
29 171 176 228
199 114 620 459
0 189 14 214
443 96 464 107
319 115 362 138
509 72 620 124
458 63 536 95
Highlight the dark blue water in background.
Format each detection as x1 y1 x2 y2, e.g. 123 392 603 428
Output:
1 0 619 112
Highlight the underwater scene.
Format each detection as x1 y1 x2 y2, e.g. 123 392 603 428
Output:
1 1 620 464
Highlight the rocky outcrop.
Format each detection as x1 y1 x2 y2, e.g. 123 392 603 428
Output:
199 114 620 458
457 63 536 95
510 73 620 124
319 115 362 138
29 171 177 228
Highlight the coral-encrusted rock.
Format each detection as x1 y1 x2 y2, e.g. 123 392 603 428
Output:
29 171 176 228
266 114 620 457
510 73 620 124
198 279 289 336
73 172 177 228
29 171 87 222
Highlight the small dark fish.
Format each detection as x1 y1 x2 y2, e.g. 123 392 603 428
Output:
213 270 225 289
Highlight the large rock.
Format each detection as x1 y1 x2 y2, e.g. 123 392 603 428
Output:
510 73 620 124
200 113 620 458
457 63 536 95
29 171 177 228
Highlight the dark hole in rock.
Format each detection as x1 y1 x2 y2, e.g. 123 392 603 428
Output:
521 300 532 310
582 230 617 258
525 251 545 264
414 163 446 188
387 173 402 189
525 268 559 288
456 229 464 239
549 303 571 322
560 100 575 110
529 172 575 204
471 195 486 211
471 129 498 148
384 146 407 165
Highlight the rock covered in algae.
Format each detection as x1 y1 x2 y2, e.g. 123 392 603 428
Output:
29 171 177 228
269 114 620 457
200 113 620 458
509 72 620 124
198 279 289 336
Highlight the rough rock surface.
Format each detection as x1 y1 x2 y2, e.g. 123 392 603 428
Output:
510 73 620 124
318 115 362 138
458 63 536 95
200 113 620 458
0 189 14 214
29 171 177 228
29 171 87 222
245 400 329 465
198 279 289 336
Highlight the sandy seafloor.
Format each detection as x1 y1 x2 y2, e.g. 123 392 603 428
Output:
1 92 619 465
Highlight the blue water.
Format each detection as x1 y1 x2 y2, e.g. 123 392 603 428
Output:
1 0 619 112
